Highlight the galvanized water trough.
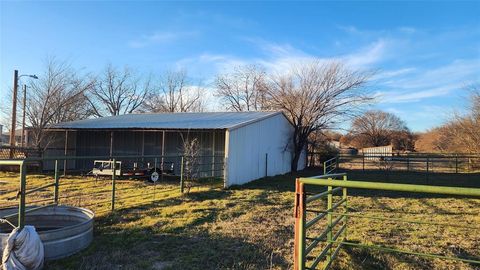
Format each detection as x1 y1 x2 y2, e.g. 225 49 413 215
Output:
0 205 94 260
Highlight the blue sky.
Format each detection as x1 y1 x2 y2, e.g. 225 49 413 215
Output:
1 1 479 132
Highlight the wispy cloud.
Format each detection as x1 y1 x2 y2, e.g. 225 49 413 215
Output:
398 27 417 34
376 59 480 103
241 37 388 73
374 67 417 81
342 39 387 68
175 53 249 80
128 31 199 48
380 84 456 103
175 36 389 80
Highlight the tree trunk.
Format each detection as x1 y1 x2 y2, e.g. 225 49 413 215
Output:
291 142 305 172
291 132 308 172
291 152 300 172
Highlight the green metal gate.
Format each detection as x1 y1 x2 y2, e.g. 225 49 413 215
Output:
294 174 480 270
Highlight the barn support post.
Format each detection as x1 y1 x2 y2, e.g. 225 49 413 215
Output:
109 131 114 157
180 156 184 193
63 130 68 176
111 158 116 211
141 131 145 162
211 131 216 177
223 130 230 188
161 130 165 181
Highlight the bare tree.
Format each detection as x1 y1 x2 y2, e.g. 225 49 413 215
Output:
215 65 269 111
414 85 479 156
349 110 411 148
180 133 201 194
441 85 480 153
267 60 373 171
87 64 151 117
142 70 204 113
26 58 95 149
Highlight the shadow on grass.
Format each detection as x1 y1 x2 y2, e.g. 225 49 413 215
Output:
182 189 232 202
47 231 284 270
46 192 289 270
330 241 436 270
241 168 480 199
451 247 480 269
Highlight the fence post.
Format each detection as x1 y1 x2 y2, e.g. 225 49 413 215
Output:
342 174 348 241
323 160 327 175
362 153 365 171
54 160 59 204
455 155 458 174
407 156 410 172
294 179 306 270
336 155 339 172
18 162 27 230
180 156 184 194
426 157 429 184
326 180 333 267
111 159 116 211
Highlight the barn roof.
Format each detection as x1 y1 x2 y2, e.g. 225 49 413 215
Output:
50 111 284 130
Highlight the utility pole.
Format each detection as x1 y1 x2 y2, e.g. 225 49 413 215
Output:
9 70 19 159
21 84 27 147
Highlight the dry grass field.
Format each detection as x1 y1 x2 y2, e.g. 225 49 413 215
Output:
1 169 480 270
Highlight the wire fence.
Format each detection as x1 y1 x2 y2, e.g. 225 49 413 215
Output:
0 146 42 160
309 152 480 174
0 154 225 229
339 153 480 174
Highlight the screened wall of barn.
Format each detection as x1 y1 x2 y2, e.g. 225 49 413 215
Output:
41 130 77 171
44 129 225 177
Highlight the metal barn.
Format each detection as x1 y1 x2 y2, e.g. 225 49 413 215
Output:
44 111 305 186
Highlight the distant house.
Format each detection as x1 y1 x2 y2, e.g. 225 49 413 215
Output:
327 140 341 149
43 111 306 186
1 129 27 147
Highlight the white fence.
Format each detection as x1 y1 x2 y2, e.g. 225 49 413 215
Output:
361 145 393 161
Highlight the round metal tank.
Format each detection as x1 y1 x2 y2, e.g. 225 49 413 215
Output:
0 205 94 260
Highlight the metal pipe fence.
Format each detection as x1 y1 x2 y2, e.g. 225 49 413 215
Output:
0 154 225 230
310 152 480 174
294 174 480 270
323 157 339 175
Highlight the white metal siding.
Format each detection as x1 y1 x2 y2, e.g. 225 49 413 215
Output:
225 113 301 186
